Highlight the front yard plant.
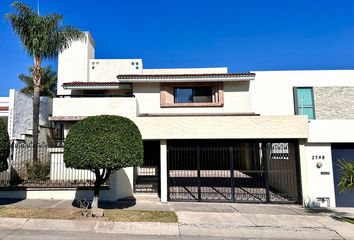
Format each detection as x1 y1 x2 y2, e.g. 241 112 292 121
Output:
0 119 9 172
25 160 50 180
338 159 354 192
64 115 144 212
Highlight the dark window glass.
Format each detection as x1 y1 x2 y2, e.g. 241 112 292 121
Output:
175 88 193 103
174 87 213 103
193 87 212 103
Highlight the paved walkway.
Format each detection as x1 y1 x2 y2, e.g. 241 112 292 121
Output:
0 198 354 239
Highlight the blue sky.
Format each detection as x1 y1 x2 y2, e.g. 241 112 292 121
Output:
1 0 354 96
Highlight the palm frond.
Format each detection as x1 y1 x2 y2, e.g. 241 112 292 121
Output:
337 159 354 192
5 1 85 60
18 65 57 97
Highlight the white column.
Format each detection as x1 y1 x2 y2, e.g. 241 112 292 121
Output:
160 139 168 203
298 139 309 206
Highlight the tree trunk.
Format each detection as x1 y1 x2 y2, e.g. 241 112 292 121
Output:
32 57 42 162
91 169 112 209
92 172 102 209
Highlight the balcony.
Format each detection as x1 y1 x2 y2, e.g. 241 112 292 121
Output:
52 96 137 118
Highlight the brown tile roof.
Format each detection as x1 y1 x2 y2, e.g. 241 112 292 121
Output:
116 73 255 79
0 106 9 111
63 73 255 87
63 82 121 87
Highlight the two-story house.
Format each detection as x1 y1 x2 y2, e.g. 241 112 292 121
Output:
49 32 354 207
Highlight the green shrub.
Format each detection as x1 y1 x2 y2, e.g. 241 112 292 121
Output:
338 159 354 192
0 119 9 172
25 161 50 180
64 115 143 170
64 115 144 208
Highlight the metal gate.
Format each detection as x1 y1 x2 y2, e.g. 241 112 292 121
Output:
134 141 160 193
167 143 299 203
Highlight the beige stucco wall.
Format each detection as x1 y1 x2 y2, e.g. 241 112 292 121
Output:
132 115 308 140
52 97 137 117
52 115 308 140
134 81 252 115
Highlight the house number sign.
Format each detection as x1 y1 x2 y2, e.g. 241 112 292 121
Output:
312 155 325 160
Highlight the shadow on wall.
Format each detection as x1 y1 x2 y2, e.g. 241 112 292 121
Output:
71 168 135 209
115 168 134 199
0 190 27 206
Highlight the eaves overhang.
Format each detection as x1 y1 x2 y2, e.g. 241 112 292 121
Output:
62 82 132 90
116 73 256 83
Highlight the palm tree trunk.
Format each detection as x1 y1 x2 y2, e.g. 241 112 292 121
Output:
32 57 42 162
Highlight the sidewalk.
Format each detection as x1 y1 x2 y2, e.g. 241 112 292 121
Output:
1 198 354 239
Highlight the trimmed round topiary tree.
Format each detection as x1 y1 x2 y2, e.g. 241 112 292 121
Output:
0 119 9 172
64 115 143 209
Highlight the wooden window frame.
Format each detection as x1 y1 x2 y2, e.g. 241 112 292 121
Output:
160 82 224 108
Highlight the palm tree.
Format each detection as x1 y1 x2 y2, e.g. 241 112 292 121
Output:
5 1 85 161
19 66 57 97
338 159 354 192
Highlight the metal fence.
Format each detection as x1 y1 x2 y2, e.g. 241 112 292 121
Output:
168 144 299 203
0 143 98 188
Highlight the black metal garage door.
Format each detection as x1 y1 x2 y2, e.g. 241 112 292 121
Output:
332 144 354 207
167 143 299 203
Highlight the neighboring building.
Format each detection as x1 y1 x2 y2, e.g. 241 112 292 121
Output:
0 89 53 143
0 89 53 186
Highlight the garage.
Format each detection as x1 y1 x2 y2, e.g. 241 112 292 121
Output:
332 144 354 207
167 140 301 203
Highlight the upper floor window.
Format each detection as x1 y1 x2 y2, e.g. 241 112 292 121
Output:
294 87 315 120
160 83 224 107
174 87 213 103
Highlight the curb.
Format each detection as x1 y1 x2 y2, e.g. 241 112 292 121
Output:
0 217 179 236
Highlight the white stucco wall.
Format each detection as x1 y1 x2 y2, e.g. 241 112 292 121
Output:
52 97 137 117
0 97 9 109
250 70 354 116
304 144 336 207
57 32 95 96
134 81 252 115
89 59 143 82
308 120 354 143
143 67 227 74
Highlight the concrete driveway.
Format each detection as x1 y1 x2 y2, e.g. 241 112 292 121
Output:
171 202 354 239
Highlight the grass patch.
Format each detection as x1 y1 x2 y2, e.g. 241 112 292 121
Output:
0 207 177 223
104 210 177 223
333 216 354 224
0 207 82 220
